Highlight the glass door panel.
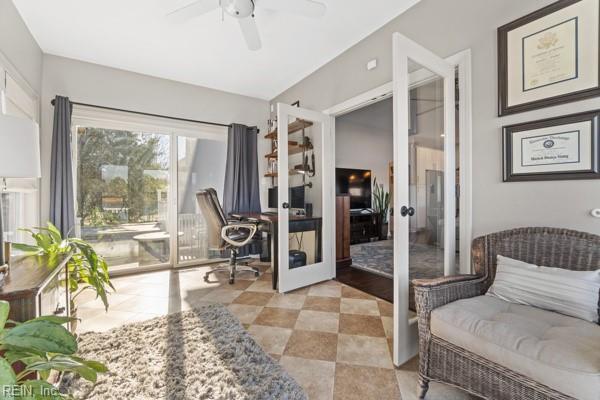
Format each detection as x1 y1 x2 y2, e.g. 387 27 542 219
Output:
276 103 333 293
75 127 171 273
176 135 228 265
392 33 456 366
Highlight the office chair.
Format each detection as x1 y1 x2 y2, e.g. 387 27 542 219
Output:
196 188 260 284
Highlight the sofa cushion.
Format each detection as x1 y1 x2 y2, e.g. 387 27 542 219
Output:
430 295 600 400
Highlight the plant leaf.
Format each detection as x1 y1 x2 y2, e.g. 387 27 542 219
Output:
0 357 17 386
0 300 9 330
3 321 77 355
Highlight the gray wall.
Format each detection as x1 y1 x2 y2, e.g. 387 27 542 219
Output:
0 0 42 93
336 99 393 194
271 0 600 236
41 55 270 223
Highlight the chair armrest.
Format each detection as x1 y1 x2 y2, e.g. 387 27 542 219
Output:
221 224 257 247
413 274 487 377
413 274 485 314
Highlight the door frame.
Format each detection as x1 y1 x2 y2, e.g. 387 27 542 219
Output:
323 48 473 276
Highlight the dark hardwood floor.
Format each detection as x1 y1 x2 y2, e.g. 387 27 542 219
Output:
336 266 393 303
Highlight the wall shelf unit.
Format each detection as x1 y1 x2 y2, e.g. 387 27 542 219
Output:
264 119 313 140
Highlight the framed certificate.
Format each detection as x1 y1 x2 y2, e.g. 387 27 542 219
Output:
503 110 600 181
498 0 600 116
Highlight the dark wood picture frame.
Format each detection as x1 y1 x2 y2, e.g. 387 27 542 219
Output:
503 110 600 181
498 0 600 116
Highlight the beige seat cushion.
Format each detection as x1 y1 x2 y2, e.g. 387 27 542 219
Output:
430 295 600 400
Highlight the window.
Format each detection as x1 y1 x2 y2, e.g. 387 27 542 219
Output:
0 67 40 245
72 106 228 273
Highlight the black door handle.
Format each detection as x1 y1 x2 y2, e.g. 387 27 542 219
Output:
282 202 290 209
400 206 415 217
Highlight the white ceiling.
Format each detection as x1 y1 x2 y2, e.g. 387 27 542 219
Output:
13 0 420 100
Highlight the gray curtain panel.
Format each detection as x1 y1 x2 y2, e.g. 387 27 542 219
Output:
49 96 75 237
223 124 261 255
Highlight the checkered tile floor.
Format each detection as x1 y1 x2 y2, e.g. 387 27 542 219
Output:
76 262 474 400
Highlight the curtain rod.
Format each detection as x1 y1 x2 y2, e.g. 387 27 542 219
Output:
50 99 260 133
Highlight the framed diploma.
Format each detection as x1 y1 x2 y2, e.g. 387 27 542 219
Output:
498 0 600 116
503 110 600 181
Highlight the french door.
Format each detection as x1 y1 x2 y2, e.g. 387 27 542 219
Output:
392 33 456 365
276 103 334 293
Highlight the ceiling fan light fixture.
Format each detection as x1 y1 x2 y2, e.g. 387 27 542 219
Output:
222 0 255 18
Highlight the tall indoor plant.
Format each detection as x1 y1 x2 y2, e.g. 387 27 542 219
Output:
0 300 107 399
13 223 114 325
373 177 390 239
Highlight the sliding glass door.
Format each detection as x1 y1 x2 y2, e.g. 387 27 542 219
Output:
75 127 172 273
72 109 230 275
176 135 228 266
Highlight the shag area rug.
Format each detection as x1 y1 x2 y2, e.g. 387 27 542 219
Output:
61 304 307 400
350 240 445 279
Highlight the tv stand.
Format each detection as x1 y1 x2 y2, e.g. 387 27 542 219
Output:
349 211 382 245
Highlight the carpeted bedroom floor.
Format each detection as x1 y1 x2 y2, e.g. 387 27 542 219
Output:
350 240 448 280
75 263 476 400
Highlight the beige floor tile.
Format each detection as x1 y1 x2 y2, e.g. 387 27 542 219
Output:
339 314 385 337
381 316 393 338
258 272 273 282
294 310 339 333
336 334 393 369
288 286 311 295
247 325 293 355
280 356 335 400
227 304 263 324
78 293 135 310
377 300 393 317
246 280 276 293
110 295 171 314
232 291 274 306
334 363 400 400
340 298 380 316
266 293 306 310
199 288 242 304
303 296 341 313
77 310 140 333
308 284 342 298
341 286 375 300
253 307 299 328
395 357 478 400
283 330 338 362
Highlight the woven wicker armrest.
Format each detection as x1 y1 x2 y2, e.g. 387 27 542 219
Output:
413 274 486 316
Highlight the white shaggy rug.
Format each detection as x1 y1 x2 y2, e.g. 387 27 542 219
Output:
61 304 306 400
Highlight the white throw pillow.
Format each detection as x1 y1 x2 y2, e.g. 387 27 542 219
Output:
486 255 600 323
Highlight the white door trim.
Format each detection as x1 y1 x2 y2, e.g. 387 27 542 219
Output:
323 48 473 275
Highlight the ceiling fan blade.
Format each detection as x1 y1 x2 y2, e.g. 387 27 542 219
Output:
257 0 326 18
166 0 220 23
238 17 262 51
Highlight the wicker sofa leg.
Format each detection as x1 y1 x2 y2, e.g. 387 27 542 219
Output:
417 375 430 399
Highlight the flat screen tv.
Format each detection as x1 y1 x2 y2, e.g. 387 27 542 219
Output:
336 168 372 210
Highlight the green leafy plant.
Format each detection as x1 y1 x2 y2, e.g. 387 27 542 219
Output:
372 177 390 224
12 223 114 313
0 300 107 399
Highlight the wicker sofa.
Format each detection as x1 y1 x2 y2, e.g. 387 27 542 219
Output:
413 227 600 400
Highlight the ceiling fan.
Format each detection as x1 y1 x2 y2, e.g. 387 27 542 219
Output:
166 0 327 51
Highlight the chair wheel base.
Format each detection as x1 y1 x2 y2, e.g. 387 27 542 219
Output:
229 278 234 284
254 271 260 277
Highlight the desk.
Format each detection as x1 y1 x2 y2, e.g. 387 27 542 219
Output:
234 213 322 290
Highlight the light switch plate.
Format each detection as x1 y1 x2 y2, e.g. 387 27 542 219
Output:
367 59 377 70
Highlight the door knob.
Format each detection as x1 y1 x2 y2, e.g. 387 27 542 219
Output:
282 202 290 209
400 206 415 217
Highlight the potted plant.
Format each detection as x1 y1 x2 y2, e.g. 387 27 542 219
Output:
373 177 390 240
0 300 107 399
12 223 114 330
